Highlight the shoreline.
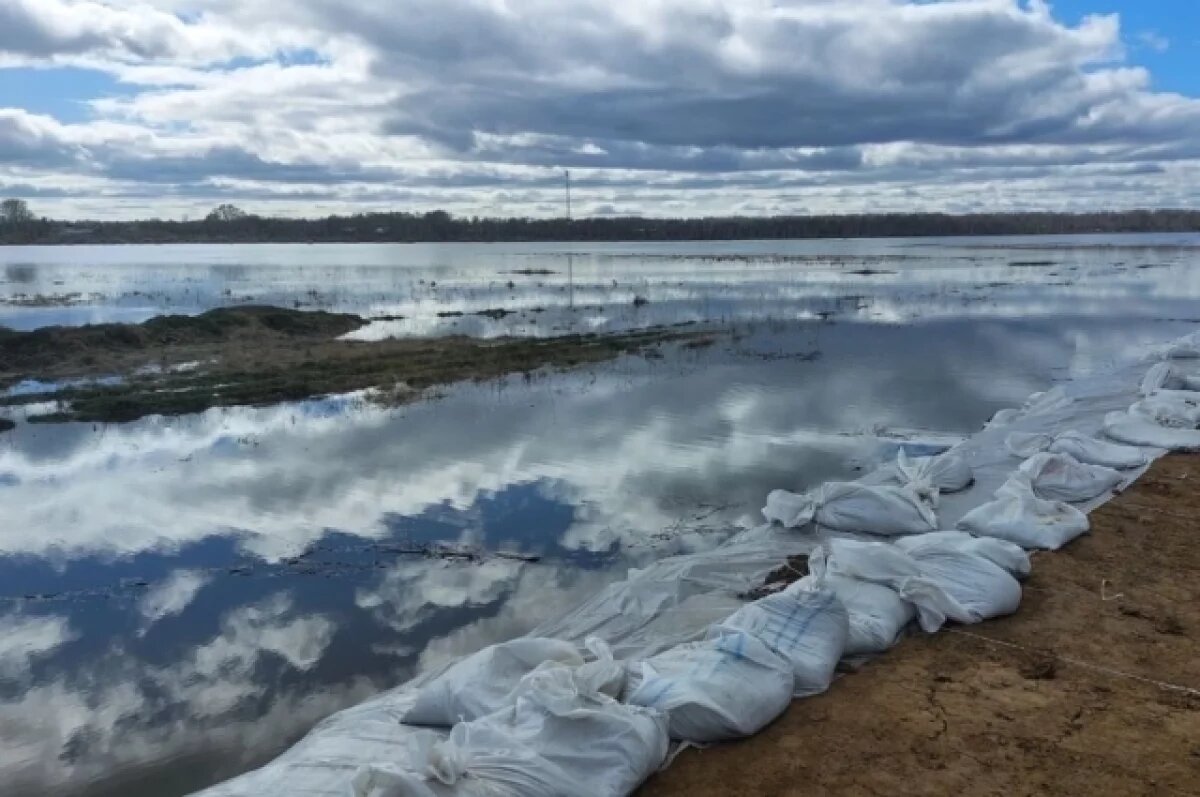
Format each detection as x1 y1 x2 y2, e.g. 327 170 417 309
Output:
639 453 1200 796
0 306 712 424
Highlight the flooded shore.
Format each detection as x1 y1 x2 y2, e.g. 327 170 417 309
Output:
0 306 710 423
639 454 1200 797
2 234 1199 797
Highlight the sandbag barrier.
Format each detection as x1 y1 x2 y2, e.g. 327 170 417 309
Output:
194 333 1200 797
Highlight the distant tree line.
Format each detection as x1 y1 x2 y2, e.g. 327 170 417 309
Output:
2 200 1199 245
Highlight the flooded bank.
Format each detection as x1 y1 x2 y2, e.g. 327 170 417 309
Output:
0 306 710 423
1 234 1199 796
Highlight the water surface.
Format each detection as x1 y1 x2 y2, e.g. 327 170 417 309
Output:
1 234 1198 796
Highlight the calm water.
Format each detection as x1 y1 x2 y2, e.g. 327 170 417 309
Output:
1 235 1199 796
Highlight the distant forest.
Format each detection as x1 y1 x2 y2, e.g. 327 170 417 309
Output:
1 201 1199 245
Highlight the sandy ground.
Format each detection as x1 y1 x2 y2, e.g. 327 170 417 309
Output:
640 454 1200 797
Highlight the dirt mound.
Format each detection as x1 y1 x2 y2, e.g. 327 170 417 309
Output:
0 306 365 374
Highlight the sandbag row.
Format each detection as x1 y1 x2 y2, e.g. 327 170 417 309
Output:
201 342 1200 797
1104 362 1200 451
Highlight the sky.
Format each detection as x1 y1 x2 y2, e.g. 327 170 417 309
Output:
0 0 1199 220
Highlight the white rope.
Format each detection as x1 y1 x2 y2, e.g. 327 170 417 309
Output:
945 628 1200 697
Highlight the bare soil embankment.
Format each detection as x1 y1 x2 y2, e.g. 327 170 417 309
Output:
640 454 1200 797
0 306 708 423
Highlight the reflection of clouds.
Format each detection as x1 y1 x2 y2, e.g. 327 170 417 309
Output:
0 613 75 680
357 559 524 636
0 594 348 796
138 569 211 627
412 565 618 675
4 241 1200 337
5 316 1191 570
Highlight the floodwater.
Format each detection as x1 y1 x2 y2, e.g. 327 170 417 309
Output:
1 234 1198 796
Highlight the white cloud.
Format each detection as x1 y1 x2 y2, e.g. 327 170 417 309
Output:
0 1 1199 216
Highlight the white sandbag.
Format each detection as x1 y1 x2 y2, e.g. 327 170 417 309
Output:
403 638 585 726
867 449 973 506
984 408 1020 429
1140 362 1177 395
349 725 577 797
901 449 973 493
1104 410 1200 451
811 538 1019 633
764 482 937 536
368 660 668 797
624 628 794 742
497 666 669 797
1015 452 1122 503
1130 392 1200 429
900 547 1022 629
956 477 1089 550
1005 430 1147 470
894 531 1031 579
714 582 849 695
795 572 914 656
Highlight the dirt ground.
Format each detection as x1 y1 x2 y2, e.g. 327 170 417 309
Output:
640 454 1200 797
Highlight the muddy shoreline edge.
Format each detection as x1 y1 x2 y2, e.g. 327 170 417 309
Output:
0 306 715 424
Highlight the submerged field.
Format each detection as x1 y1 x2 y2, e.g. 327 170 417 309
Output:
1 234 1199 797
0 306 710 423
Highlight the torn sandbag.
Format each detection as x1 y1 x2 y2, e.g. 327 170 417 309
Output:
811 538 1020 633
403 638 585 726
713 582 849 696
956 477 1089 550
1103 410 1200 451
1015 452 1123 503
763 482 937 536
1130 392 1200 429
1005 430 1147 470
624 628 794 743
894 531 1030 579
794 570 915 656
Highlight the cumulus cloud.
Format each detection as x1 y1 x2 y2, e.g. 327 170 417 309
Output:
0 0 1199 216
